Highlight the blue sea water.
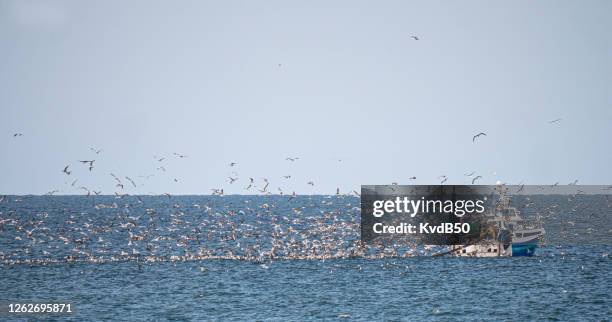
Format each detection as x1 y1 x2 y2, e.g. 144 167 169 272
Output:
0 195 610 321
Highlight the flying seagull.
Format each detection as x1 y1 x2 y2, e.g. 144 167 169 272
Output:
472 132 487 142
63 165 71 175
471 176 482 184
285 157 299 162
549 118 562 124
13 133 23 137
90 147 103 154
259 182 269 193
79 160 95 171
125 176 137 188
411 35 419 40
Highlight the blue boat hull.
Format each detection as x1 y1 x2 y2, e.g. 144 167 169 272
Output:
512 244 537 257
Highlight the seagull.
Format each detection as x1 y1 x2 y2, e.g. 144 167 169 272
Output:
439 175 448 184
110 173 123 189
472 132 486 142
568 180 578 185
228 177 238 184
411 35 419 40
229 162 237 167
89 147 103 154
288 191 296 201
551 182 559 188
408 176 416 180
283 175 291 179
517 184 525 193
79 186 91 196
549 118 562 124
46 190 59 196
79 160 95 171
13 133 23 137
259 182 269 193
285 157 299 162
156 166 166 172
63 165 71 175
173 152 187 158
471 176 482 184
125 176 137 188
353 190 360 197
307 181 315 186
464 171 476 177
71 179 78 187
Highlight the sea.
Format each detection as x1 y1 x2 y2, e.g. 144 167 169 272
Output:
0 195 610 321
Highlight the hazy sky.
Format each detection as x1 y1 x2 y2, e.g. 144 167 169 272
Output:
1 0 610 195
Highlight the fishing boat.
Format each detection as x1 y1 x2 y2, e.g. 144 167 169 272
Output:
451 187 544 257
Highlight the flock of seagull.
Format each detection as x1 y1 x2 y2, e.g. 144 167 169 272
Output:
0 188 609 266
6 117 566 197
2 117 610 266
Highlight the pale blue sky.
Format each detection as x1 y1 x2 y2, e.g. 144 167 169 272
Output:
1 0 610 195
